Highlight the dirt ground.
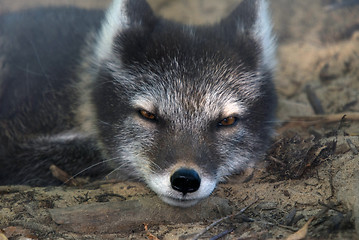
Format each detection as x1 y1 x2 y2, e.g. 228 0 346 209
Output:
1 0 359 239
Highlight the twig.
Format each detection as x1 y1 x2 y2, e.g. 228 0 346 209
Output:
268 156 286 166
209 228 235 240
328 168 335 199
259 220 299 232
192 198 259 240
318 201 344 214
277 113 359 133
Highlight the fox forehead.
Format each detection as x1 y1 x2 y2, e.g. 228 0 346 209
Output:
130 73 249 123
123 56 259 121
131 93 247 118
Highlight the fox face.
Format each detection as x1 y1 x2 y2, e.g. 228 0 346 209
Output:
88 0 277 207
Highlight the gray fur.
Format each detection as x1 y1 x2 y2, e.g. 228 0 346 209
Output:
0 0 276 207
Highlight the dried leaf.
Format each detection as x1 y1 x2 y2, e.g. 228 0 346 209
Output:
50 164 80 186
144 224 160 240
2 226 37 239
0 232 8 240
286 217 314 240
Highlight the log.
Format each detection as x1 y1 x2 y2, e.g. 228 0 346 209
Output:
49 196 232 234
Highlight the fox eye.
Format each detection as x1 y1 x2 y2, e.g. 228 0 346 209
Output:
218 116 238 127
139 109 156 121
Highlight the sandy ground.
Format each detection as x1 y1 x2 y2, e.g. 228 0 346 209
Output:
1 0 359 239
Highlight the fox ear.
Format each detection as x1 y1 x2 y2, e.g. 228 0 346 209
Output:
95 0 155 61
223 0 276 71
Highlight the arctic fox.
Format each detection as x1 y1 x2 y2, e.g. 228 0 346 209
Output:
0 0 276 207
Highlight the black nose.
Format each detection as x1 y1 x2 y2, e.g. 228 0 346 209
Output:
170 168 201 195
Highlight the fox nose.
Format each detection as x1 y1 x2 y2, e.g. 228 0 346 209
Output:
170 168 201 195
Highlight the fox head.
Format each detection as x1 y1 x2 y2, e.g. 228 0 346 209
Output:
89 0 277 207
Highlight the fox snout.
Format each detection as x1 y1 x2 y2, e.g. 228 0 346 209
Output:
170 168 201 195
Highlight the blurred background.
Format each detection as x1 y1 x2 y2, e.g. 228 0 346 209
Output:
1 0 359 43
1 0 359 118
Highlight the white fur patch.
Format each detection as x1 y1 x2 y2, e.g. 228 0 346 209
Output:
147 172 217 208
222 101 246 117
131 96 156 113
253 0 277 70
38 132 87 142
95 0 129 61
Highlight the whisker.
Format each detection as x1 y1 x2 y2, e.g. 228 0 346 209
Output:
64 157 121 185
103 165 124 180
148 159 163 171
98 120 112 126
27 37 51 82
